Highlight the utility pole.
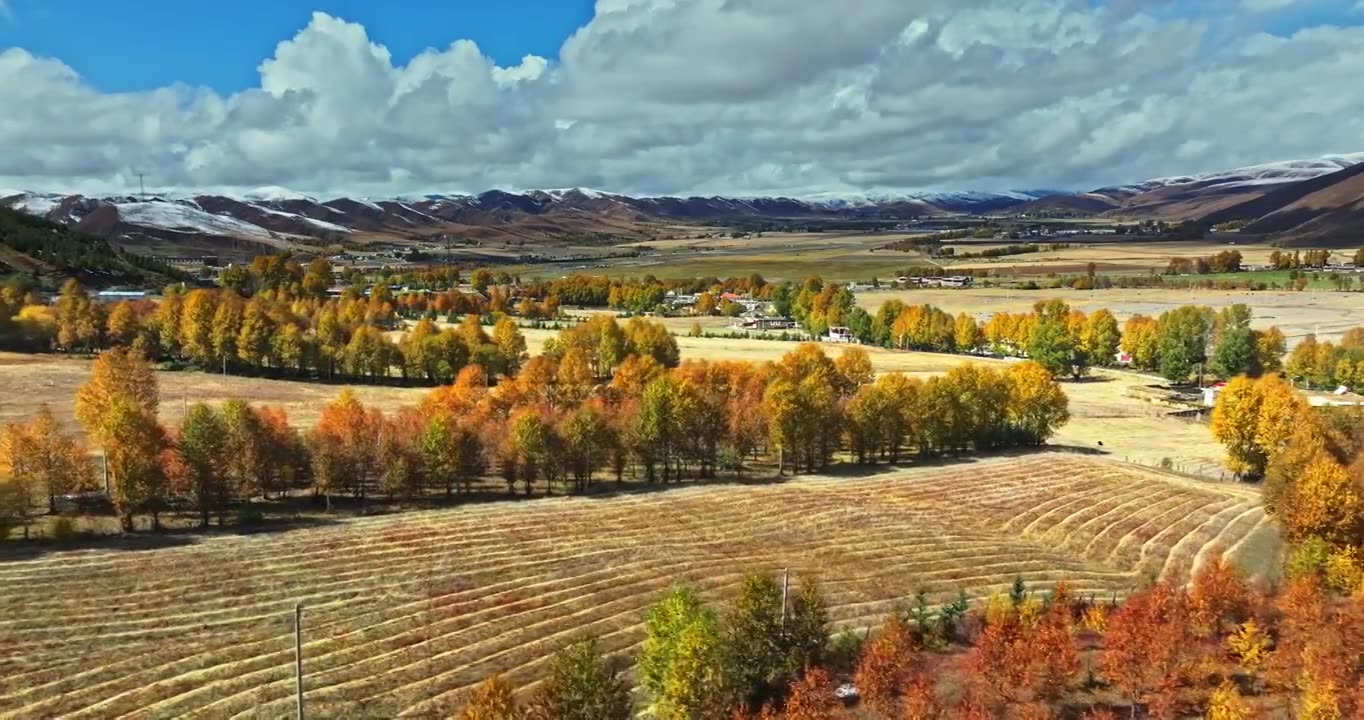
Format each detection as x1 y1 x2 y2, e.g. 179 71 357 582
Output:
780 567 790 629
294 603 305 720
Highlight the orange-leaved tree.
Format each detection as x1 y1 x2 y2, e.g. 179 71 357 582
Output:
854 615 918 715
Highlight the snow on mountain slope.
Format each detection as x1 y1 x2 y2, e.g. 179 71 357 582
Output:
242 186 318 202
249 203 352 233
3 192 63 217
1103 154 1364 196
116 201 277 240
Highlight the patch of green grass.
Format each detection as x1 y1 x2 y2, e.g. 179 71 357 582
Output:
1176 269 1357 290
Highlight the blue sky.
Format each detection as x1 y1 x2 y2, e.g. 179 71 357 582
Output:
0 1 1362 196
0 0 595 93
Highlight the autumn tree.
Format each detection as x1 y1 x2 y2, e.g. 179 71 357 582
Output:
74 348 161 529
55 279 102 352
1121 314 1161 371
1005 361 1070 446
954 312 984 355
1081 309 1121 368
179 289 219 366
781 667 838 720
1100 583 1194 718
0 408 92 514
100 398 169 532
493 317 527 374
525 636 632 720
854 615 918 715
308 390 381 510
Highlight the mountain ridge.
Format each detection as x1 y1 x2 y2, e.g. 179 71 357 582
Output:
4 152 1363 259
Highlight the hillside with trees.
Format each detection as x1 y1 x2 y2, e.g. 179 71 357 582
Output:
0 207 187 288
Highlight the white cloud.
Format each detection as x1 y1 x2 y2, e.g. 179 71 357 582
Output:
0 2 1362 198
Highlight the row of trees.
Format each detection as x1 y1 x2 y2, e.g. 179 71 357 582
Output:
1165 249 1243 275
0 324 1069 534
1267 249 1340 270
1121 304 1285 384
459 557 1364 719
2 280 541 384
1285 331 1364 391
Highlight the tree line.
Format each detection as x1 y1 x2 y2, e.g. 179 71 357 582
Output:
457 556 1364 719
1212 372 1364 590
0 326 1069 536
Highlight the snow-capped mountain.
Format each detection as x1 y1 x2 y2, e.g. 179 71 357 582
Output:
4 152 1363 258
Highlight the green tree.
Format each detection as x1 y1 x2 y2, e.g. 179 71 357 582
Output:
638 585 727 719
787 576 830 672
1081 309 1121 367
177 403 231 527
722 572 793 710
1157 305 1213 384
526 637 632 720
1211 304 1255 379
1027 317 1077 378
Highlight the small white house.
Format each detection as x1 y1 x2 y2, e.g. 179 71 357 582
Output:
827 327 855 343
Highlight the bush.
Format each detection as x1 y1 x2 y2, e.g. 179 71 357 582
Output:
1285 536 1331 580
827 629 865 676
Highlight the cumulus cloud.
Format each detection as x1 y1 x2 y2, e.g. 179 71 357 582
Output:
0 1 1362 197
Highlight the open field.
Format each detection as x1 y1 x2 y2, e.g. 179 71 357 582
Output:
0 454 1277 718
856 286 1364 345
508 231 1348 283
0 352 429 431
514 231 928 282
3 318 1231 479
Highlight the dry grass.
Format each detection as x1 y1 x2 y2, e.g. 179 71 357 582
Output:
0 454 1276 718
0 352 428 431
3 328 1231 478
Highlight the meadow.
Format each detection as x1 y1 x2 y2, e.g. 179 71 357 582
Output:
0 454 1276 718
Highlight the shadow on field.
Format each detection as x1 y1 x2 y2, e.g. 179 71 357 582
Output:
0 514 347 561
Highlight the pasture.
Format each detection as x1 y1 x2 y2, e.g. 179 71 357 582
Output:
0 454 1277 718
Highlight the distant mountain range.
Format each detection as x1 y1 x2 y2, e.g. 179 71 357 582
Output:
3 152 1363 263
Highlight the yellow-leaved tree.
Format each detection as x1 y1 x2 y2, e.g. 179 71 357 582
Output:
1211 375 1267 478
459 675 523 720
1278 453 1361 546
1005 361 1070 446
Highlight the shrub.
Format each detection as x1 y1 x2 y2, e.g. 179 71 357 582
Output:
826 629 865 676
1285 536 1331 580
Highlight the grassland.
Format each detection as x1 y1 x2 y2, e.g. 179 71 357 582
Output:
0 454 1277 718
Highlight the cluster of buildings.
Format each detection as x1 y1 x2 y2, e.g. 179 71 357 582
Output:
897 275 974 288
